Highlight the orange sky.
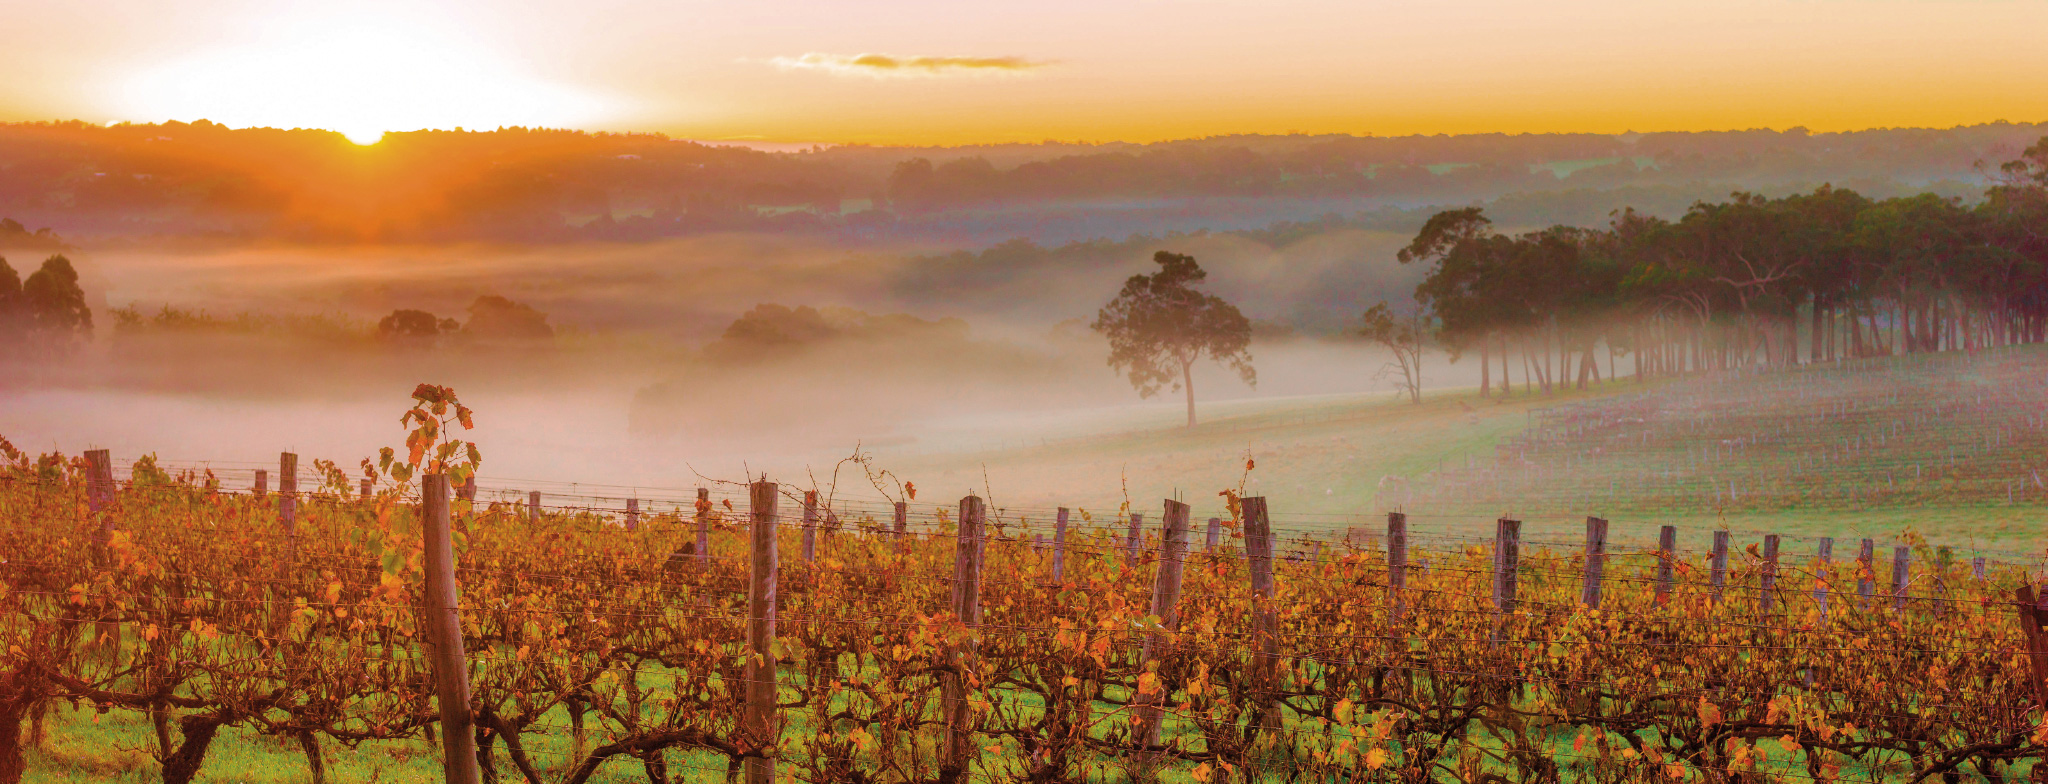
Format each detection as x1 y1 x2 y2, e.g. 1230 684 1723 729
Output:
4 0 2045 146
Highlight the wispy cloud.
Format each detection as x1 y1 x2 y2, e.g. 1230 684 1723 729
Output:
767 53 1051 79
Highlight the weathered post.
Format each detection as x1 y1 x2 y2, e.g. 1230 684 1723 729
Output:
1134 499 1191 756
1934 546 1952 615
802 490 819 564
457 476 476 503
1205 516 1221 551
1387 512 1409 617
1710 530 1730 604
83 449 115 549
279 453 299 569
1759 535 1781 612
941 495 987 780
1494 518 1521 615
743 482 780 784
279 452 298 534
1890 545 1910 612
1655 525 1677 604
420 475 481 784
255 469 268 497
2013 585 2048 709
893 501 908 538
1973 557 1987 581
1815 538 1835 616
625 498 639 532
84 449 120 661
1857 539 1876 608
1126 512 1144 563
1052 507 1069 582
1582 517 1608 609
361 478 373 500
696 488 712 565
528 491 541 523
1241 497 1281 779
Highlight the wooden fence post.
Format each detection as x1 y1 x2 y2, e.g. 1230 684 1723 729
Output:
1134 499 1191 756
1493 518 1521 614
1815 538 1834 616
1241 497 1281 778
1973 557 1987 581
420 475 481 784
1655 525 1677 605
361 478 373 500
941 495 987 780
255 469 267 497
1206 517 1221 551
1052 507 1069 582
802 491 818 564
457 476 476 503
83 449 115 549
279 453 298 569
697 489 712 565
279 452 297 535
1934 546 1952 615
1126 512 1144 564
625 498 639 532
893 501 908 538
1388 512 1408 617
1582 517 1608 609
1759 535 1780 612
528 491 541 523
743 481 780 784
1857 539 1876 608
1890 546 1910 612
2013 585 2048 709
1709 530 1730 604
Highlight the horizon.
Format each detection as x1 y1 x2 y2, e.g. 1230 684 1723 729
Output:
6 0 2048 146
14 116 2048 152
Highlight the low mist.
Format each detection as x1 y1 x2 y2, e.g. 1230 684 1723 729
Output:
1 227 1464 494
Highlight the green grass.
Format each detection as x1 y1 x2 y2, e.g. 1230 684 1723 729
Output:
882 352 2048 554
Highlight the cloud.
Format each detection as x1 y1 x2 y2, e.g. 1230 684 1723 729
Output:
768 53 1050 78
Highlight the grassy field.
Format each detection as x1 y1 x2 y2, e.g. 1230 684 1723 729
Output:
883 349 2048 558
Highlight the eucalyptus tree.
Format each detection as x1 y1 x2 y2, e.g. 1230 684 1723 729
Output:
1092 251 1254 427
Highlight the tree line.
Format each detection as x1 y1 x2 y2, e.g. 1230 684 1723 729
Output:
1387 137 2048 398
0 254 90 357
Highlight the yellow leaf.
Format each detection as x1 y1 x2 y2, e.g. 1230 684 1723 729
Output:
1136 671 1161 697
1364 748 1388 770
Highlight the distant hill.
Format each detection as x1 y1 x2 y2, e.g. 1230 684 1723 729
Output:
1 119 2041 246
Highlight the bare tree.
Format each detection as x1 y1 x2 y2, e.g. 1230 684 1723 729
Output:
1360 301 1430 404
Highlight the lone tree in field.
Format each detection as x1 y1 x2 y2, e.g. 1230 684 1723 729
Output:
1092 251 1254 427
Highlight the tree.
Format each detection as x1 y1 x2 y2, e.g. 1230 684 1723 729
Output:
462 295 553 340
20 255 91 349
1092 251 1254 427
1358 301 1430 403
376 309 449 343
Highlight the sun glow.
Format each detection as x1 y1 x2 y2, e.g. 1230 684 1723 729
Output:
114 10 614 142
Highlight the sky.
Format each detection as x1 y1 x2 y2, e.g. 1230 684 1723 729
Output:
3 0 2046 146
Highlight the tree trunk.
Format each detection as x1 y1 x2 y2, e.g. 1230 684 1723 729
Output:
1498 334 1510 395
0 689 26 784
160 716 227 784
1479 341 1491 398
1181 360 1196 427
295 731 327 784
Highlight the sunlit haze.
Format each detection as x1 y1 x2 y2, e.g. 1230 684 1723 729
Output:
3 0 2045 143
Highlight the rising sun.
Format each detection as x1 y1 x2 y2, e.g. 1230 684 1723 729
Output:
115 10 611 143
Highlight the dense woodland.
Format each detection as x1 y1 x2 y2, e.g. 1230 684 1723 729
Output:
1394 138 2048 396
0 120 2041 244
